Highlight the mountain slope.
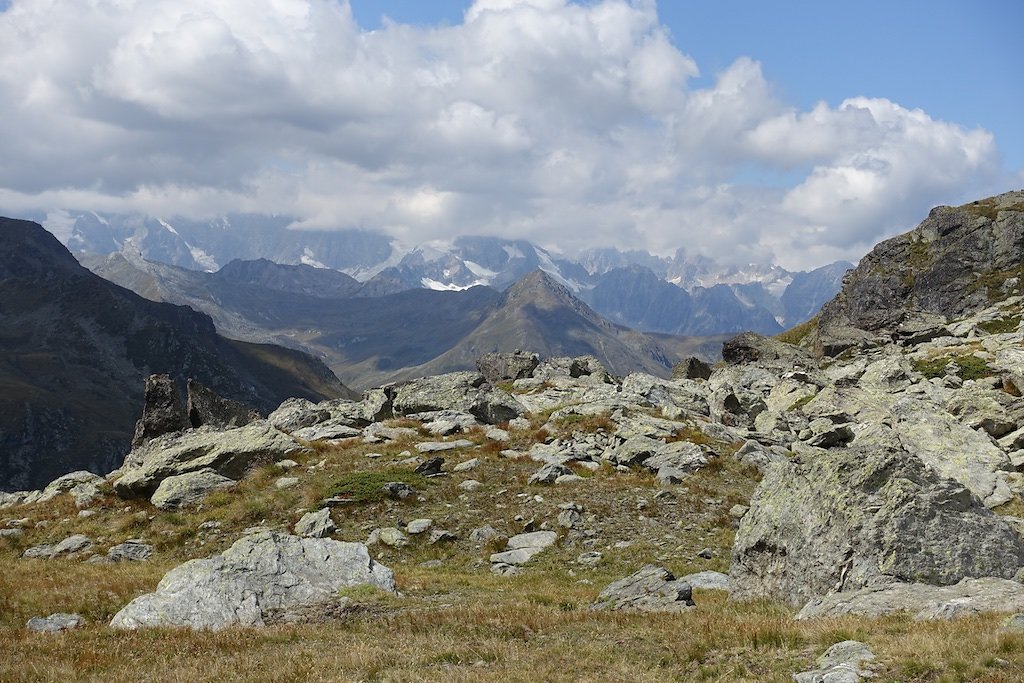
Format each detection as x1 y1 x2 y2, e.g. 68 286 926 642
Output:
0 217 353 491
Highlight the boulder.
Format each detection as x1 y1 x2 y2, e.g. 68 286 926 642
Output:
528 463 573 485
390 372 525 425
672 356 712 381
591 565 696 612
186 379 260 429
107 539 153 563
891 401 1013 507
114 421 304 498
797 577 1024 620
37 470 103 507
110 532 395 630
533 356 614 384
131 374 189 448
792 641 875 683
26 613 86 633
476 351 540 385
490 530 557 566
150 469 236 510
268 398 331 433
678 571 733 592
730 429 1024 607
721 332 817 371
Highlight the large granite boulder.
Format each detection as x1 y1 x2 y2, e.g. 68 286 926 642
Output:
110 532 395 630
113 421 305 498
730 427 1024 607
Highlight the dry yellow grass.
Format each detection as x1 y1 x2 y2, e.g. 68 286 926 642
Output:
3 424 1023 681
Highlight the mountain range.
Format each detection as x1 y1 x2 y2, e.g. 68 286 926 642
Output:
78 250 721 390
38 210 852 335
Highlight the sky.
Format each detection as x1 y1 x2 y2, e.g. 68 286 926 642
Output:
0 0 1020 270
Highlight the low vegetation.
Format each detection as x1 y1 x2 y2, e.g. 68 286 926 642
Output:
912 353 995 381
775 316 818 347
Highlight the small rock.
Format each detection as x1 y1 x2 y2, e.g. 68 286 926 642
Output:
416 441 472 453
294 509 336 539
453 458 480 472
276 459 299 470
491 562 522 576
429 529 458 544
107 540 154 563
1000 614 1024 633
485 427 510 442
576 551 602 566
557 509 583 528
457 479 482 492
554 474 584 485
592 565 695 612
469 525 499 544
23 534 93 560
697 548 714 559
489 530 558 566
382 482 417 500
26 613 86 633
275 477 300 490
377 527 409 548
406 519 433 535
413 457 446 475
528 463 573 485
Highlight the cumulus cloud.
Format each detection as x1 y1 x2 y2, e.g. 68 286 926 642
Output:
0 0 1013 269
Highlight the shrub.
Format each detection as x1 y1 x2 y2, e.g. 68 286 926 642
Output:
327 468 426 503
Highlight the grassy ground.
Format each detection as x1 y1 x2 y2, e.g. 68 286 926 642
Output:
2 416 1024 681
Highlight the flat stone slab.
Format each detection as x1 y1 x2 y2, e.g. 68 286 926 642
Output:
415 440 474 453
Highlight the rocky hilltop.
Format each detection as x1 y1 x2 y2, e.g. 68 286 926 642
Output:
5 192 1024 679
0 218 354 491
818 190 1024 354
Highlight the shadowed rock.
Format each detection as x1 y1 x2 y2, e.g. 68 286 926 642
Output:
132 374 189 448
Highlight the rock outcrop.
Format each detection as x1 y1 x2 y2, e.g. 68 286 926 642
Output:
730 427 1024 607
113 421 305 499
796 577 1024 620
